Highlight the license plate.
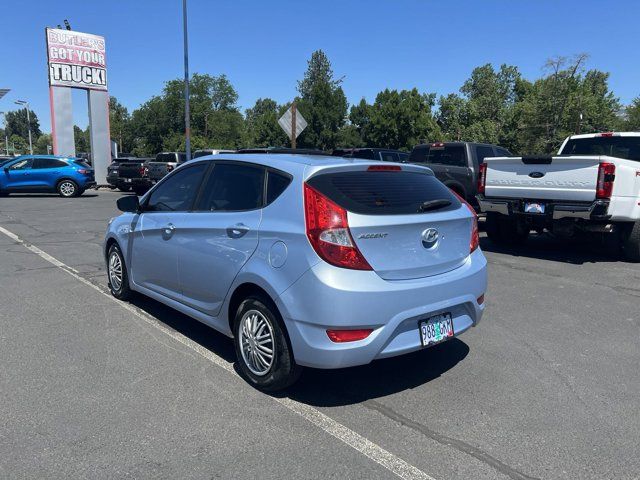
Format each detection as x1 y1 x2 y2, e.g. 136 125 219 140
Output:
524 202 545 214
419 313 454 347
125 178 132 183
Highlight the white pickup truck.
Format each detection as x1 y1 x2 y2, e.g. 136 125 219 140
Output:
477 132 640 261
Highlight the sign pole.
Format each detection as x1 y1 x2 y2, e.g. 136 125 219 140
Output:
291 102 297 150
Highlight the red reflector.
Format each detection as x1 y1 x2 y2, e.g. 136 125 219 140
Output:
367 165 401 171
599 132 615 137
477 294 485 305
326 329 373 343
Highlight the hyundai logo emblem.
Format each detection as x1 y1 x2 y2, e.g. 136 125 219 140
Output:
421 228 439 249
528 171 545 178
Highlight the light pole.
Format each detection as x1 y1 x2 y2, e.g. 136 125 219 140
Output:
182 0 191 161
0 112 8 155
15 100 33 155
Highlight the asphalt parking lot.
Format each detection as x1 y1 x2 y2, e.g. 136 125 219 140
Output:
1 190 639 480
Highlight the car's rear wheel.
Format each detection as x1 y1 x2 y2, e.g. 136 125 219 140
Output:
621 221 640 262
233 296 301 391
57 180 79 198
486 212 529 246
107 243 132 300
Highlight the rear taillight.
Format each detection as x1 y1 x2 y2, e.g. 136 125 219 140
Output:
596 162 615 199
140 166 148 177
451 191 479 253
326 329 373 343
477 163 487 195
304 183 372 270
77 169 89 175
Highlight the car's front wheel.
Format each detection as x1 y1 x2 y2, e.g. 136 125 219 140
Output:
233 296 301 391
107 243 132 300
57 180 80 198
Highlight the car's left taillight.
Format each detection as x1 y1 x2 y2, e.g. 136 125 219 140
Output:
596 162 615 199
451 191 479 253
304 183 372 270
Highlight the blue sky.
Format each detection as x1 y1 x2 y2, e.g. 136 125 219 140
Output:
2 0 639 132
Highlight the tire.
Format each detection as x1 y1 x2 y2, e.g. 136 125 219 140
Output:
486 212 529 246
118 186 131 192
621 221 640 262
233 295 302 391
107 243 132 300
57 179 80 198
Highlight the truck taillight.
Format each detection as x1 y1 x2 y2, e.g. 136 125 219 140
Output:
477 163 487 194
140 166 147 177
304 183 372 270
596 162 615 199
451 191 479 253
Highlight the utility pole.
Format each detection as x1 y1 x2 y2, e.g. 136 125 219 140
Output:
0 112 8 155
291 102 297 150
182 0 191 161
15 100 33 155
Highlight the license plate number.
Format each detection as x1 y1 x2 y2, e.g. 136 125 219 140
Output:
419 313 454 347
125 178 132 183
524 202 545 214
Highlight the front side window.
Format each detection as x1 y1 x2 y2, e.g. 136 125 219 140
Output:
195 163 265 212
145 163 207 212
9 158 33 170
33 158 68 169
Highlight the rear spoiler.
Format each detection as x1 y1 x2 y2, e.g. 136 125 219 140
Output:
521 155 553 165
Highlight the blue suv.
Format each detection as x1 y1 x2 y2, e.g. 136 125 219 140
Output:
0 155 96 197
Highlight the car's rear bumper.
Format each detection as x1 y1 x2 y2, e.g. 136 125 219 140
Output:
477 195 611 221
276 249 487 369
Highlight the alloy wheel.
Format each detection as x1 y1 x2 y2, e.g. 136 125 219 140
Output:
108 251 123 292
239 309 275 376
60 181 76 197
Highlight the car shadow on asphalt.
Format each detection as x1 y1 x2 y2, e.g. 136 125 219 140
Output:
479 233 625 265
283 339 469 407
126 292 469 404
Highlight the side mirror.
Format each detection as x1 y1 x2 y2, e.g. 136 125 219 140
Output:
116 195 140 213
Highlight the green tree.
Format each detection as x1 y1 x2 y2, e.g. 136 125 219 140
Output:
74 125 90 153
623 97 640 130
109 96 132 153
9 134 27 155
295 50 348 150
34 134 52 154
352 89 441 150
5 109 42 142
244 98 288 147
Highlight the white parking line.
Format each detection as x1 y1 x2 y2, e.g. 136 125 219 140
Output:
0 224 435 480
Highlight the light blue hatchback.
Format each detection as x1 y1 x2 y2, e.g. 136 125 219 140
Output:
104 154 487 390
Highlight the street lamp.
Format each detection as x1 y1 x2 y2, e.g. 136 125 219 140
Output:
15 100 33 155
183 0 191 161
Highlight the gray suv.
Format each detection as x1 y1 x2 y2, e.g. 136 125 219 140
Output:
408 142 511 210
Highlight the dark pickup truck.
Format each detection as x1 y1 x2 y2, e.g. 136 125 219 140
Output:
107 157 153 195
408 141 511 210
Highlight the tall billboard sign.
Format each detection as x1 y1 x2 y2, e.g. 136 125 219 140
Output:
46 28 110 185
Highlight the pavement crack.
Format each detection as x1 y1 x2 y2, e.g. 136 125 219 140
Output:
364 399 539 480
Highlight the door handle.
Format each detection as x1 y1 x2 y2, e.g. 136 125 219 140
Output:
226 223 249 239
162 223 176 239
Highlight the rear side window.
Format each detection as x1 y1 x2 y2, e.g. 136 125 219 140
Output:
424 145 467 167
33 158 68 169
561 136 640 161
351 150 376 160
266 170 292 205
475 146 496 164
196 163 265 212
146 163 207 211
380 151 399 162
307 170 460 215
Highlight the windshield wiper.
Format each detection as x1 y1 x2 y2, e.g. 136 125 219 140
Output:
418 199 452 212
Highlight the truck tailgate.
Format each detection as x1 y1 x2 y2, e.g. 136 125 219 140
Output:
484 156 600 202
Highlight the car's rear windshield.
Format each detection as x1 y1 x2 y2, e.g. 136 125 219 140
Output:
409 145 467 167
306 170 460 215
561 136 640 161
